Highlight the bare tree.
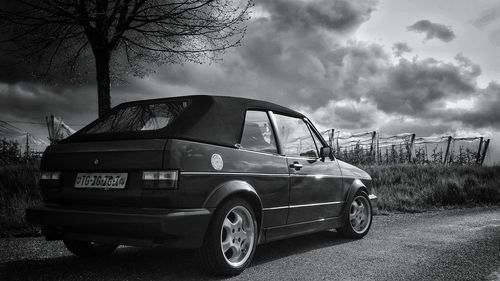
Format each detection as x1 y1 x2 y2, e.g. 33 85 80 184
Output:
0 0 252 117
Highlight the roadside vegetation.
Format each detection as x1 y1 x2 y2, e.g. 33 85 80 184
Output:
363 164 500 212
1 161 499 236
0 164 40 237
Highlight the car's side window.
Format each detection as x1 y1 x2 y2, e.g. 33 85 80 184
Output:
240 111 278 154
273 114 319 158
307 122 324 152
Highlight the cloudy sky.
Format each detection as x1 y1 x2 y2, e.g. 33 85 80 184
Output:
1 0 500 164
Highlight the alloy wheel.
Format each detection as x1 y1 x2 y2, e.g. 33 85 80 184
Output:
349 195 371 234
220 205 255 267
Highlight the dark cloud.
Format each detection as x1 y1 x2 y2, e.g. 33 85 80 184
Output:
324 43 388 100
454 53 481 77
308 100 380 130
256 0 377 33
471 3 500 29
407 20 456 42
371 55 478 116
0 0 380 124
151 3 493 135
470 4 500 47
151 0 380 111
392 42 412 57
0 82 97 125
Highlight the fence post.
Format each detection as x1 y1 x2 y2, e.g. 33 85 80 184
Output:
369 131 376 163
425 145 428 163
409 133 416 163
26 133 29 155
329 129 334 148
25 132 30 164
399 143 403 163
45 116 51 143
476 137 483 164
480 139 490 166
336 131 340 156
443 136 452 165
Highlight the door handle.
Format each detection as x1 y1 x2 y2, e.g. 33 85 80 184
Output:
289 161 303 170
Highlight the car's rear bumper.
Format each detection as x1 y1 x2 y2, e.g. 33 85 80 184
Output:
26 206 213 248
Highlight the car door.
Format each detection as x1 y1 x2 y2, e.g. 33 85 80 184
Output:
237 110 290 228
272 113 344 224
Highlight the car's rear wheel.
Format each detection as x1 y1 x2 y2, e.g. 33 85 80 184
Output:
336 190 372 239
199 198 257 276
63 240 118 258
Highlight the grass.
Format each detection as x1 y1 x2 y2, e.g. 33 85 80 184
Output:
0 164 499 236
362 164 500 212
0 164 41 237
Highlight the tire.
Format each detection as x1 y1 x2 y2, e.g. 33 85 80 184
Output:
336 190 373 239
198 198 258 276
63 240 118 258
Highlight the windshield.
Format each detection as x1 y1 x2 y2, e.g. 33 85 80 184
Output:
79 100 191 135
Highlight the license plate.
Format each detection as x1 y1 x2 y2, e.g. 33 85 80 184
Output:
75 173 128 189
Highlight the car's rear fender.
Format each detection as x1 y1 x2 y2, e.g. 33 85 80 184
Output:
203 180 263 243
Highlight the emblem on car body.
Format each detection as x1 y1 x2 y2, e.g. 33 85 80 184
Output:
94 159 99 165
211 154 223 171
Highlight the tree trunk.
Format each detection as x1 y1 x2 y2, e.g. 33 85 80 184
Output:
95 50 111 117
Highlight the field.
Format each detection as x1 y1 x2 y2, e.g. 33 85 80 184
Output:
1 164 500 236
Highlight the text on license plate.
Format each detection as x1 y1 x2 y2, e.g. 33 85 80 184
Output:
75 173 128 189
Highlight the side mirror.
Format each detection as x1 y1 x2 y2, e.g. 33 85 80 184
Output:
320 146 333 161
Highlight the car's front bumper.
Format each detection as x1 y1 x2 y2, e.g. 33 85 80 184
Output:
26 206 213 248
368 194 379 214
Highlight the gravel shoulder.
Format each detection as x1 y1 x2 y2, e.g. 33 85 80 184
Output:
1 207 499 281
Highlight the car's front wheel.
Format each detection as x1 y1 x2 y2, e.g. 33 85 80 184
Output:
336 190 372 239
199 198 258 276
63 240 118 258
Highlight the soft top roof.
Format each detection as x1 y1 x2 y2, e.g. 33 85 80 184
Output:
65 95 304 147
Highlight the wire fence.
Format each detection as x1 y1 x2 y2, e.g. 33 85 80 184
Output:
1 139 42 165
1 116 491 167
319 129 490 166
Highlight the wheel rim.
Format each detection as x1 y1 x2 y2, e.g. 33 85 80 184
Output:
349 195 371 234
220 205 255 267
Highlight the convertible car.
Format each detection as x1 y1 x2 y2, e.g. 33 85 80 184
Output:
27 95 377 276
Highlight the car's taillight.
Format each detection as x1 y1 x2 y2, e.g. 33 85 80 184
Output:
40 171 61 188
142 170 178 189
41 171 61 180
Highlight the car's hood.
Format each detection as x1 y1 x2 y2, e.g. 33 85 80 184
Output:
336 160 371 180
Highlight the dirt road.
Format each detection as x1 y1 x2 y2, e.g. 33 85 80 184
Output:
1 207 499 281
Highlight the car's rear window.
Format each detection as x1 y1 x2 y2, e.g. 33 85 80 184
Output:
79 100 191 134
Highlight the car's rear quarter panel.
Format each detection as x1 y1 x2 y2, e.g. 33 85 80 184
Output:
163 139 289 227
